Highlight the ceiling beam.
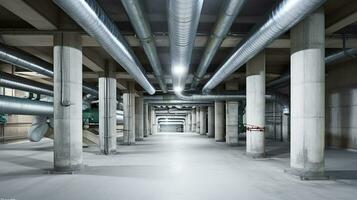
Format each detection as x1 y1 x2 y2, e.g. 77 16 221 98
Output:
326 11 357 35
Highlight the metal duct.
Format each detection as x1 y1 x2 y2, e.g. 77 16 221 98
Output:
267 48 357 89
175 91 248 101
0 72 53 96
53 0 155 95
0 95 53 115
168 0 203 92
0 43 98 97
202 0 326 92
0 43 53 77
121 0 167 93
191 0 246 89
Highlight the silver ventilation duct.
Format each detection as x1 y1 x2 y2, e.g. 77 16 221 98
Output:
0 72 53 96
168 0 203 92
53 0 155 95
121 0 167 93
191 0 246 89
202 0 326 92
0 95 53 115
0 43 98 97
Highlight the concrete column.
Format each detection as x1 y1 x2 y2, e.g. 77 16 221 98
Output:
207 105 214 138
135 96 144 141
123 82 136 145
151 109 156 135
225 80 239 146
246 50 266 158
144 103 148 137
215 101 225 142
200 107 207 135
196 107 200 134
98 61 117 154
282 113 290 142
290 8 325 178
147 106 152 136
53 32 82 172
192 108 196 132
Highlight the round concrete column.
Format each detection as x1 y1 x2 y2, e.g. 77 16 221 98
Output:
53 32 83 172
225 80 239 146
200 107 207 135
290 8 325 178
187 113 192 132
98 61 117 155
207 106 214 138
123 82 136 145
215 101 225 142
135 96 144 141
196 107 200 134
246 50 266 158
192 108 196 132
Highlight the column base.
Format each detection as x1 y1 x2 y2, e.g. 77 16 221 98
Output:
99 149 117 155
122 142 135 145
246 152 266 159
207 135 214 138
215 139 225 142
227 143 239 147
52 164 83 174
284 168 329 180
136 138 144 141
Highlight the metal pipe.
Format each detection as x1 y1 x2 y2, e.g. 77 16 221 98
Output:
0 43 98 97
121 0 167 93
168 0 203 92
53 0 155 95
0 95 53 115
191 0 246 89
202 0 326 92
0 72 53 96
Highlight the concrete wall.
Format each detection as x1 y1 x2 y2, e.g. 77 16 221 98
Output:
326 59 357 150
159 125 183 132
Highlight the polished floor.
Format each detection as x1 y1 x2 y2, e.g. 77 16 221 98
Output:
0 132 357 200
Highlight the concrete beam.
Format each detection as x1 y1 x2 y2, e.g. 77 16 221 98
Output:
0 0 57 30
326 11 357 34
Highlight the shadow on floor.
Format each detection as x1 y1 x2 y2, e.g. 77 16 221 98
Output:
326 170 357 180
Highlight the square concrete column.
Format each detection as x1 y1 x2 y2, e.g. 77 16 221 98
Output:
207 105 214 138
225 80 239 146
144 103 149 137
123 82 136 145
151 109 156 135
53 32 83 172
289 8 325 178
191 108 196 132
200 107 207 135
98 61 117 154
246 50 266 158
196 107 200 134
215 101 225 142
186 113 192 132
135 96 144 141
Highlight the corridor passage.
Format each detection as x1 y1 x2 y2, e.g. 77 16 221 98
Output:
0 133 357 200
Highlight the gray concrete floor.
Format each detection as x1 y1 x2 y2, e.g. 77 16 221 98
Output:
0 132 357 200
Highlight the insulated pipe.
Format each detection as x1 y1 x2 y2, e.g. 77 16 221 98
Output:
191 0 246 89
121 0 167 93
202 0 326 92
53 0 155 95
0 43 98 97
0 72 53 96
0 95 53 115
168 0 203 92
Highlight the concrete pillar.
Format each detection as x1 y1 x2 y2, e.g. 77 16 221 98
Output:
196 107 200 134
200 107 207 135
151 109 156 135
144 103 149 137
282 113 290 142
290 8 325 178
207 105 214 138
135 96 144 141
147 106 152 136
187 113 192 132
53 32 82 172
98 61 117 154
192 108 196 132
225 80 239 146
215 101 225 142
246 50 266 158
123 82 136 145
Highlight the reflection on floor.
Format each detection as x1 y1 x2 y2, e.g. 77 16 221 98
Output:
0 132 357 200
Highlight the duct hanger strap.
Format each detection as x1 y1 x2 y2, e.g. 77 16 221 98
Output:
245 124 265 132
